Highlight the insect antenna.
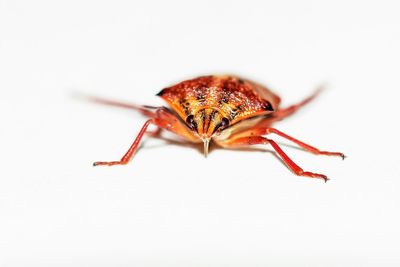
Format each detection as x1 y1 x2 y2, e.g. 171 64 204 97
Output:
73 92 157 117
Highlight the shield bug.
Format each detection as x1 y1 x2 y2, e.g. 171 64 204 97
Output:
92 75 344 181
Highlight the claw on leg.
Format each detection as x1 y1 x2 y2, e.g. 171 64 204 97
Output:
93 161 127 166
298 171 329 182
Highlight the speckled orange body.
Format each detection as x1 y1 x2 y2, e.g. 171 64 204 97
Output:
93 75 344 182
158 75 278 124
157 75 279 153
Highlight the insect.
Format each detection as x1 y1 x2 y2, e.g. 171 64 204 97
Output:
92 75 344 181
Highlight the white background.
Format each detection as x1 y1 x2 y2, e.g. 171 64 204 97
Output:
1 0 399 266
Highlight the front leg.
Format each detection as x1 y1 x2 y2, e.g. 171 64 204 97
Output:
93 108 199 166
93 119 153 166
220 136 329 182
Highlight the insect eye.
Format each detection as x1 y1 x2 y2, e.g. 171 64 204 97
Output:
186 115 197 130
220 117 230 129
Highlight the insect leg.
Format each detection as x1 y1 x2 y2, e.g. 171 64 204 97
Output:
229 127 344 159
93 108 200 166
272 88 322 121
267 128 344 158
222 136 328 181
93 119 153 166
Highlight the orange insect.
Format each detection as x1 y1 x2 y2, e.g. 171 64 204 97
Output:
93 75 344 181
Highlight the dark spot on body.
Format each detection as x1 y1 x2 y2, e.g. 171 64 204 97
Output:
229 105 243 119
186 115 197 132
220 117 229 128
179 99 190 115
263 101 274 111
201 110 206 132
229 110 238 119
219 95 229 104
211 117 230 135
156 88 167 96
196 95 206 101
